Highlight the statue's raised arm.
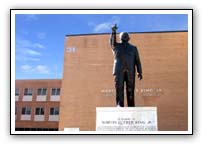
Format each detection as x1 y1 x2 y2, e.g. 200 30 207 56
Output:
110 23 118 49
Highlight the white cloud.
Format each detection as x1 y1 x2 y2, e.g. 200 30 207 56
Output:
93 22 111 33
20 65 50 74
16 39 45 49
34 43 45 49
34 65 49 74
16 39 31 48
26 49 41 56
16 48 41 56
21 65 31 71
15 38 45 62
89 16 120 33
16 56 40 62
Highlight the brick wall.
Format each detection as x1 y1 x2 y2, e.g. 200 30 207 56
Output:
15 79 61 129
59 31 188 131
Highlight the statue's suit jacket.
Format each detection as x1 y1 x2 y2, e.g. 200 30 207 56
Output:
112 42 142 77
110 32 142 77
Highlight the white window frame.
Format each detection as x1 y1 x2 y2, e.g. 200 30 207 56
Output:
35 107 45 115
21 107 31 115
37 88 47 96
51 88 60 96
15 88 20 96
24 88 33 96
50 107 59 115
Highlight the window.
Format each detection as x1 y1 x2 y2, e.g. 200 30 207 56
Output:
50 107 59 115
35 107 45 115
15 107 17 115
24 88 33 95
37 88 47 95
15 88 20 96
21 107 31 115
51 88 60 95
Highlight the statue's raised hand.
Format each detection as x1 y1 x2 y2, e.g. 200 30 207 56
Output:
111 23 118 32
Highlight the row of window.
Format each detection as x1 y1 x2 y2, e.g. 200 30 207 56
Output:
15 128 58 131
15 88 60 96
16 95 60 102
16 107 59 115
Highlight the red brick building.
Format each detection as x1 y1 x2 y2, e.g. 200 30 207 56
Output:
15 79 61 131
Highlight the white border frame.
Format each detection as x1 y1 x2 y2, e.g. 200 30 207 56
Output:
11 9 192 135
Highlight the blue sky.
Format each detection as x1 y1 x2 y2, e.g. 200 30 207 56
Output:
15 14 188 79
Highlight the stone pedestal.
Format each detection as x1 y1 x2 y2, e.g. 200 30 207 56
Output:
96 107 158 131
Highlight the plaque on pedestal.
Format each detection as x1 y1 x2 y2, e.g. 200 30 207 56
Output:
96 107 158 131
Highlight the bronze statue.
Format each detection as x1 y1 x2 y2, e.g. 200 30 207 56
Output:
110 24 142 107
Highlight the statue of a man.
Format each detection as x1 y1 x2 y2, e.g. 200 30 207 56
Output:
110 24 143 107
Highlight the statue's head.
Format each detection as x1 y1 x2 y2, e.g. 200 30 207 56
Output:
120 32 130 42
